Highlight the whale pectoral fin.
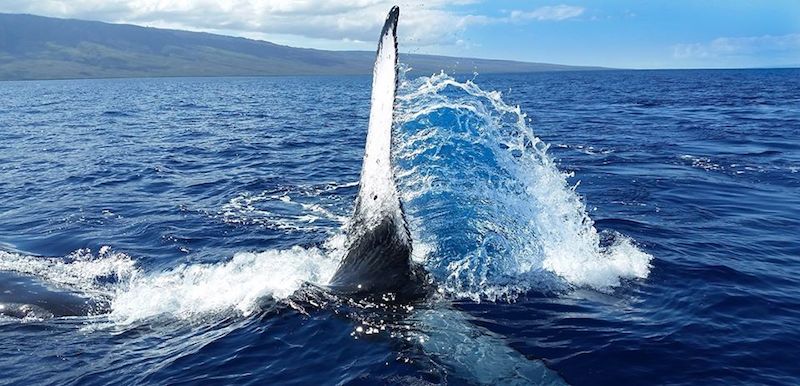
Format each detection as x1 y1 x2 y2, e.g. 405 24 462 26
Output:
329 7 422 297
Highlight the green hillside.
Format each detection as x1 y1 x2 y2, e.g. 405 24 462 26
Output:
0 13 606 80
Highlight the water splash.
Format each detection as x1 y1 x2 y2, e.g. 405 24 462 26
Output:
394 72 652 300
109 247 338 324
0 247 339 324
0 248 136 295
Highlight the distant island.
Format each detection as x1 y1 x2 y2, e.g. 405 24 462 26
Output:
0 13 608 81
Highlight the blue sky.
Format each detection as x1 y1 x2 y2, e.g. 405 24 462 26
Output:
2 0 798 68
439 0 800 69
450 0 800 68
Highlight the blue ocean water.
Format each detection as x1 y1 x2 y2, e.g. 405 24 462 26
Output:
0 68 798 385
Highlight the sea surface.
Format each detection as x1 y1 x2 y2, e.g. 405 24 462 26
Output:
0 68 798 385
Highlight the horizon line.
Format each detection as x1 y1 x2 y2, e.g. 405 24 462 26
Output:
1 11 798 72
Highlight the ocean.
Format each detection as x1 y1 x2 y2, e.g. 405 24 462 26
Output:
0 68 798 385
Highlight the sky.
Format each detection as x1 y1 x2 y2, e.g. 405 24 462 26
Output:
1 0 798 69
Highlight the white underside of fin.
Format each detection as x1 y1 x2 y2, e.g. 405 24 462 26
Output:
352 13 407 244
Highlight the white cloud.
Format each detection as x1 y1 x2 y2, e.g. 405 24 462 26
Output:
0 1 586 49
510 5 585 21
0 0 488 47
673 33 800 59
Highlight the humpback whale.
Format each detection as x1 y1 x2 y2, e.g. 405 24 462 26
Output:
327 6 427 298
0 7 423 320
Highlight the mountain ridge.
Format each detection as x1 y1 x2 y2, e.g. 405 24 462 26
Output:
0 13 609 81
